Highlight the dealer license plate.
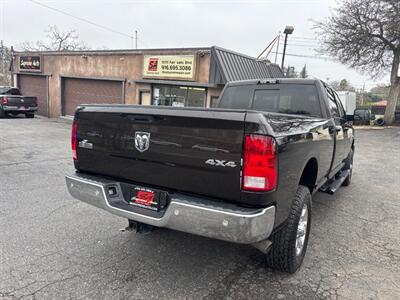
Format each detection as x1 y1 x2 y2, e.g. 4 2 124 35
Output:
129 186 167 211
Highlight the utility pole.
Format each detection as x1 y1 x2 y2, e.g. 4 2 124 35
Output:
281 26 294 69
135 30 138 49
361 83 365 106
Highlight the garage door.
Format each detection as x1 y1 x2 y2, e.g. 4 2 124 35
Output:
18 75 48 116
62 78 123 116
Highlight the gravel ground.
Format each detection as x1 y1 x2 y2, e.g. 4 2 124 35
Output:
0 116 399 300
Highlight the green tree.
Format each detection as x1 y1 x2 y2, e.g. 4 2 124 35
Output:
284 65 298 78
300 65 308 78
314 0 400 124
339 79 349 90
329 79 355 91
370 84 390 99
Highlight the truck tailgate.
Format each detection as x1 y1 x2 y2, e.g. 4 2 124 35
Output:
5 96 37 106
75 106 246 202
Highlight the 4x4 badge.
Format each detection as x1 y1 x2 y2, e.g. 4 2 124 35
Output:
135 132 151 152
205 159 237 168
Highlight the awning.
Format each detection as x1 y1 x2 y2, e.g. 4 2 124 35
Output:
135 79 218 88
209 46 284 85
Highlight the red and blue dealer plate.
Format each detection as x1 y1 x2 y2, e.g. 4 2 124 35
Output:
129 186 167 211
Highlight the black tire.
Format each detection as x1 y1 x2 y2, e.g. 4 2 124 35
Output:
25 113 35 119
375 118 385 126
0 108 5 118
266 185 312 274
342 149 353 186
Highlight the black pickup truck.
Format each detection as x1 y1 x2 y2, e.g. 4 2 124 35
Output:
0 86 37 118
66 79 354 273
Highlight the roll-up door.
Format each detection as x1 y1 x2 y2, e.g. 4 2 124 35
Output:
62 78 123 116
18 75 48 116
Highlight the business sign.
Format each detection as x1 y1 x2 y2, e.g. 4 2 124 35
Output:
19 56 42 72
143 55 196 80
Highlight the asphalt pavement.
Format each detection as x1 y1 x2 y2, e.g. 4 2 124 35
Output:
1 116 399 300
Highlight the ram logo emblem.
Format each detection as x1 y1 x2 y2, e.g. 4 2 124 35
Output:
135 132 151 152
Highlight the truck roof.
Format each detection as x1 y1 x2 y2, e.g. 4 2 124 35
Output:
226 78 321 86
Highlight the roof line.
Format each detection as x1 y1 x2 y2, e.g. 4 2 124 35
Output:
210 46 228 83
211 45 281 68
13 47 212 55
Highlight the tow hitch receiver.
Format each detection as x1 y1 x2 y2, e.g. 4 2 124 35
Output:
123 219 154 234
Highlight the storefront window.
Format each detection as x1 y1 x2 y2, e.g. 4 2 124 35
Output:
152 85 206 107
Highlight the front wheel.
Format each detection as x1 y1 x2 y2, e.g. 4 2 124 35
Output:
0 108 6 118
266 185 312 273
25 113 35 119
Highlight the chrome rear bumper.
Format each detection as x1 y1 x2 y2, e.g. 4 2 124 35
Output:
65 173 276 244
2 105 37 111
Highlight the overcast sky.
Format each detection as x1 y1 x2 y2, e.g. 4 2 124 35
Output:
0 0 391 90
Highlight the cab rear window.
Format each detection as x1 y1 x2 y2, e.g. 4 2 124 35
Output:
0 87 21 95
218 84 322 117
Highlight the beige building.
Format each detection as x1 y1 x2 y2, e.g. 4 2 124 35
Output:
11 46 283 118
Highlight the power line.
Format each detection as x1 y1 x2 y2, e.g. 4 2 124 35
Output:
286 44 320 48
290 36 318 41
288 40 320 44
257 34 279 59
287 40 320 45
29 0 133 39
271 51 333 61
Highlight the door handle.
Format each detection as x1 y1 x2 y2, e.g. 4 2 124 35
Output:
329 126 342 134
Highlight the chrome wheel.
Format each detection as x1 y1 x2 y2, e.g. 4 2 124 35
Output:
295 204 308 256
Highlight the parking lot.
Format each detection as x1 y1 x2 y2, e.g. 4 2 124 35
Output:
0 116 399 300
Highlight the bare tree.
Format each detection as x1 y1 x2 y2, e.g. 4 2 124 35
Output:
19 25 88 52
314 0 400 124
0 42 12 85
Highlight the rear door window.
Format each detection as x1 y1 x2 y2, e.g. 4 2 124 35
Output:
218 85 254 109
326 87 339 118
1 88 21 95
253 85 322 117
333 91 345 118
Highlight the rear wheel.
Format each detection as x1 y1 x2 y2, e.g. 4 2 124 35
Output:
0 108 6 118
25 113 35 119
266 185 312 273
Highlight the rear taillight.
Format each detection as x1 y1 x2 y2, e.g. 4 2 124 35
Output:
242 134 277 191
71 120 78 160
2 96 8 105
